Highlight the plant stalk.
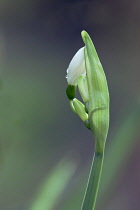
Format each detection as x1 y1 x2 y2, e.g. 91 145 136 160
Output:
81 147 104 210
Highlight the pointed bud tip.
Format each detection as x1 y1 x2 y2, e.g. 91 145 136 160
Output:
81 30 87 36
81 30 92 45
81 30 88 43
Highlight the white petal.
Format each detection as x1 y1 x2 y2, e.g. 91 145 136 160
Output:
66 47 86 85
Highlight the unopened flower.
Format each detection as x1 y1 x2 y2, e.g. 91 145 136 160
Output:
78 75 89 103
73 98 88 122
66 47 86 86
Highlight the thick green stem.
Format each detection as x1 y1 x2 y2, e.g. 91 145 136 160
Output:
81 148 104 210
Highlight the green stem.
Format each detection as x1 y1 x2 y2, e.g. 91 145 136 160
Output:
81 148 104 210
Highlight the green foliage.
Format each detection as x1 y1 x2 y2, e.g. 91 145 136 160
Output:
30 158 77 210
97 103 140 209
60 103 140 210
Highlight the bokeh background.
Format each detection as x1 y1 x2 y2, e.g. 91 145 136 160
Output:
0 0 140 209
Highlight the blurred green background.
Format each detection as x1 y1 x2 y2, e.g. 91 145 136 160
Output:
0 0 140 209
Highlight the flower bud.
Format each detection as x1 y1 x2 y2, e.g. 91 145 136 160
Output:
73 98 88 122
66 47 86 86
78 75 89 103
66 85 76 100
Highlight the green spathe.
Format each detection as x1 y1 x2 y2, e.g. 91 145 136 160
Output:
81 31 109 152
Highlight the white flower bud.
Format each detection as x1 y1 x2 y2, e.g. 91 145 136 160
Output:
66 47 86 85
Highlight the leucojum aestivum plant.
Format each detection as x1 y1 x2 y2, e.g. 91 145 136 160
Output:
66 31 109 210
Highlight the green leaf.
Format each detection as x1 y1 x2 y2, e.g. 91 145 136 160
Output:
29 158 77 210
